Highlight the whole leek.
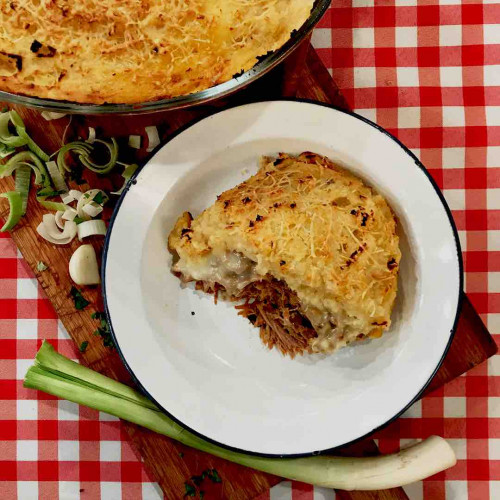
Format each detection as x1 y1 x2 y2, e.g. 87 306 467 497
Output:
24 342 456 491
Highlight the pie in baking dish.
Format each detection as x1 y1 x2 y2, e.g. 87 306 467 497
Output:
0 0 314 104
168 152 401 357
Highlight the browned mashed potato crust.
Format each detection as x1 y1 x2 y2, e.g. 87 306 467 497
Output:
0 0 313 104
168 153 401 356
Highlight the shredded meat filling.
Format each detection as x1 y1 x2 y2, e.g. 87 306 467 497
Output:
196 276 317 357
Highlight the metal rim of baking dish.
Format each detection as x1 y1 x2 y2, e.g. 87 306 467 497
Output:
0 0 331 115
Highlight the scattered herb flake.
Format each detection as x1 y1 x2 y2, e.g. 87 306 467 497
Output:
207 469 222 484
70 286 90 310
92 191 104 204
36 261 48 272
92 311 114 348
184 482 196 497
79 341 89 353
73 216 85 225
199 492 205 499
178 452 184 458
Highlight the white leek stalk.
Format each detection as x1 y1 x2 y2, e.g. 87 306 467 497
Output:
87 127 96 144
69 189 83 201
54 211 65 230
145 126 160 152
61 192 76 205
62 207 77 222
46 161 68 194
82 202 103 218
76 189 108 220
24 342 457 491
128 135 141 149
41 111 67 121
36 214 77 245
77 219 106 240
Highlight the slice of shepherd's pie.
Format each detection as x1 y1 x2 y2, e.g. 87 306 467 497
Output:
168 152 401 357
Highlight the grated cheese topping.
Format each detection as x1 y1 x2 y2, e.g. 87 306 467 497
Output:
0 0 313 104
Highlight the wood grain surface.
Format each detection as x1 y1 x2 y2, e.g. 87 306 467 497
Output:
0 42 496 499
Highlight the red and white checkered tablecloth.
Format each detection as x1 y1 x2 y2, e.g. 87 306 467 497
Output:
1 1 499 499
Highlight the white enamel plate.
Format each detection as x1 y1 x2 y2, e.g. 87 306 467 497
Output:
103 101 462 456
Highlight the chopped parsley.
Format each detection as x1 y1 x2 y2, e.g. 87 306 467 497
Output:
207 469 222 484
73 216 85 225
178 452 184 458
70 286 90 310
183 468 221 497
79 341 89 353
92 191 105 204
184 483 196 497
36 261 48 272
92 311 114 348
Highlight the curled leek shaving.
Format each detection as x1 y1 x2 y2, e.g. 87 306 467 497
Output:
15 165 31 215
0 111 27 147
79 138 118 174
56 141 93 174
8 110 49 161
46 160 68 193
77 219 107 240
56 138 118 176
0 151 50 188
36 213 77 245
111 163 139 196
0 142 15 159
76 189 109 221
0 191 23 232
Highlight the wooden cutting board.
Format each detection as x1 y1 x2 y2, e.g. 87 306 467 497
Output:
0 42 496 499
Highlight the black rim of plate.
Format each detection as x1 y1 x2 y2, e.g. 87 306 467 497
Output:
102 99 464 458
